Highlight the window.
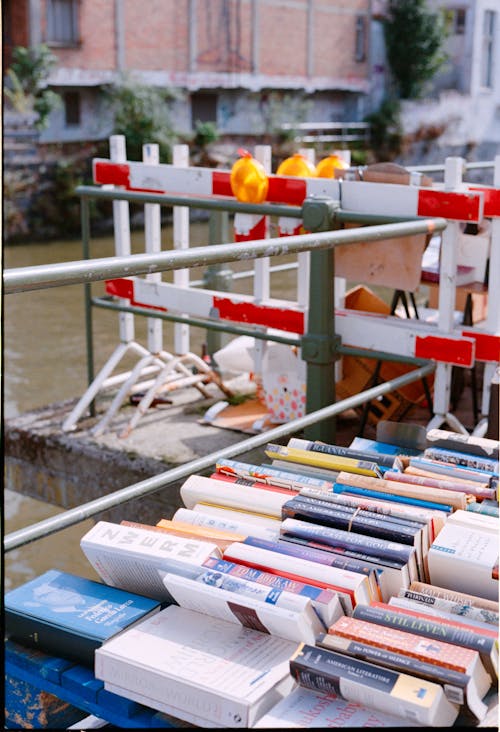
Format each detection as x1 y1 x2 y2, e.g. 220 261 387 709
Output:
47 0 79 46
355 16 366 62
64 91 80 126
481 10 496 88
191 93 217 127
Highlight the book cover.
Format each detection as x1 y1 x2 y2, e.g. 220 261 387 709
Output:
425 428 499 461
180 473 288 518
95 605 298 728
119 519 245 553
408 581 499 615
349 436 422 458
172 507 280 542
4 569 161 666
80 521 221 601
253 686 420 728
445 508 499 533
265 443 383 478
336 470 468 510
215 457 336 491
351 603 499 679
423 446 499 476
287 436 403 472
397 587 499 628
317 630 489 721
222 540 374 614
427 520 499 602
160 571 324 644
289 643 460 726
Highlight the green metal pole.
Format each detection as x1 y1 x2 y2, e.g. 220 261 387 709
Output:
81 198 96 417
301 197 341 443
203 210 233 357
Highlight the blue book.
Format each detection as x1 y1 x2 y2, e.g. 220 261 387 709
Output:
333 482 453 513
5 569 162 666
349 436 422 458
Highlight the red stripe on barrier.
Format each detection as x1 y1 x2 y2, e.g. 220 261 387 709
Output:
267 176 308 205
105 278 167 311
94 161 131 188
414 334 475 367
470 186 500 218
417 189 481 221
213 296 305 333
234 216 268 242
462 330 500 363
212 171 233 197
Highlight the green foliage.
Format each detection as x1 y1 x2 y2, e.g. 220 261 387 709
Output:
384 0 447 99
105 75 179 161
364 97 402 160
4 45 61 128
260 91 312 138
193 120 219 148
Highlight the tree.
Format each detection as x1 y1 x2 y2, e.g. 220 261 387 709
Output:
384 0 447 99
4 45 61 129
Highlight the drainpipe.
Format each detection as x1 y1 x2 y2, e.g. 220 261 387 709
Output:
29 0 42 47
115 0 125 71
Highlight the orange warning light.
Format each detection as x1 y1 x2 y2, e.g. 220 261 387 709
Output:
276 153 317 177
230 148 269 203
316 154 349 178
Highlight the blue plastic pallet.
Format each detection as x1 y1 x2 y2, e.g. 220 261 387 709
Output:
5 640 179 728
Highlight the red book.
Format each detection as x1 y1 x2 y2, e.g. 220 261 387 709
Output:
209 472 300 496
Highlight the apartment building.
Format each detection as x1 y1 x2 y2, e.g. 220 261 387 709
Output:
3 0 376 144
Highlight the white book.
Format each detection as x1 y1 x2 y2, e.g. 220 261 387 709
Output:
160 571 324 644
252 686 421 728
95 605 298 728
173 506 280 542
193 503 282 530
180 474 288 518
80 521 221 601
444 508 499 534
223 541 373 614
428 521 499 602
398 587 500 628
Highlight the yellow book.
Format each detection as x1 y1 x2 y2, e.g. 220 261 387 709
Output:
265 443 382 478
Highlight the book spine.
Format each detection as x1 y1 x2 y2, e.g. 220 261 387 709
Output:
180 474 287 517
210 472 299 495
423 448 499 475
466 502 500 518
281 517 415 565
282 496 420 545
383 470 495 501
216 458 335 491
388 596 498 633
333 482 453 513
336 471 468 510
407 458 494 486
287 437 396 470
409 581 499 613
172 508 280 542
398 589 500 627
265 443 383 478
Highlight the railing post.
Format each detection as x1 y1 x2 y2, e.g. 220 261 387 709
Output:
203 210 233 358
81 196 95 417
301 196 341 443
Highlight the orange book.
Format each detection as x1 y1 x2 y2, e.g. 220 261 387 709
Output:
120 520 245 553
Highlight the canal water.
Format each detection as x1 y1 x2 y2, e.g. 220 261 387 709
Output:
4 221 300 590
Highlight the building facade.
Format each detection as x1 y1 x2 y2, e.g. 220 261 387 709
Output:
4 0 376 144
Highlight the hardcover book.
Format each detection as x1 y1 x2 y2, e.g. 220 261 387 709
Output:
289 643 460 726
95 605 298 728
180 473 288 518
80 521 221 601
253 686 420 728
317 630 489 721
4 569 161 666
201 556 344 628
160 571 325 644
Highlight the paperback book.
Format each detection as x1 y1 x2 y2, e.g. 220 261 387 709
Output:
407 456 495 486
190 503 282 532
383 469 496 501
160 571 324 644
425 428 499 460
332 480 454 514
120 519 245 553
289 643 460 726
215 457 336 492
387 595 499 634
201 555 345 627
4 569 161 666
287 436 404 473
423 446 499 476
408 581 499 614
265 443 383 478
171 507 280 542
80 521 221 601
180 473 288 518
95 605 298 728
398 587 499 626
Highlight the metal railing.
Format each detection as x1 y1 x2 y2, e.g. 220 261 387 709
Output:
4 192 444 552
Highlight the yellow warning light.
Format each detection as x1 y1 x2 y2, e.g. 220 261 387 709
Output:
276 153 317 177
230 149 269 203
316 154 349 178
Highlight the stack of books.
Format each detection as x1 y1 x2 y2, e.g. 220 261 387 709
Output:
6 425 498 727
